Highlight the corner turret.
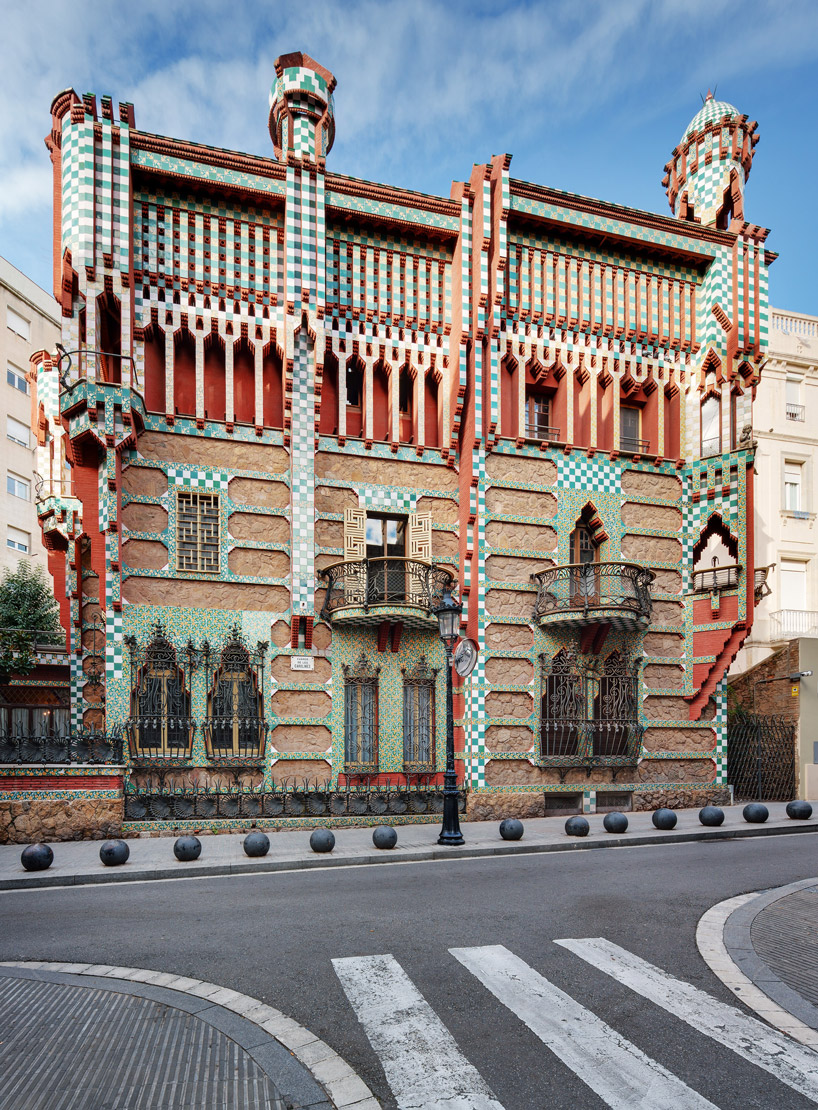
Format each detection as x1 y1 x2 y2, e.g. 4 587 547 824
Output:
269 52 336 166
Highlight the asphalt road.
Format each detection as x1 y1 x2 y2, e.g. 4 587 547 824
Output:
2 834 818 1110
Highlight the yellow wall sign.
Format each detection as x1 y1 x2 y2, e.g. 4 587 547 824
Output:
792 685 800 697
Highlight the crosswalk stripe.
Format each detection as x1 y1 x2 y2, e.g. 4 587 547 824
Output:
332 953 504 1110
450 944 718 1109
556 937 818 1104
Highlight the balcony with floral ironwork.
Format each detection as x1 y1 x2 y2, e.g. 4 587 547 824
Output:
319 558 455 628
530 563 654 631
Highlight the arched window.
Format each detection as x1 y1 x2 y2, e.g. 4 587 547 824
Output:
346 358 364 438
96 292 122 384
343 652 379 771
372 361 389 442
403 656 436 772
204 634 267 759
701 394 721 456
126 627 192 758
398 366 414 443
540 649 583 757
501 357 518 438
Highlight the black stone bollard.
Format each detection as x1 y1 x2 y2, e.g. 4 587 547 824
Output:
698 806 724 827
243 831 270 857
21 843 53 872
174 835 202 861
99 840 130 866
786 800 813 820
565 816 589 837
372 826 398 850
743 803 769 824
652 808 677 830
310 828 335 853
499 818 524 841
603 812 628 834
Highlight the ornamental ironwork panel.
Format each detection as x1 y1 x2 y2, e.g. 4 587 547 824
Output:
320 558 454 618
727 711 796 802
531 563 653 623
0 728 123 765
124 625 196 759
177 490 220 573
343 653 379 771
539 651 643 768
204 629 268 760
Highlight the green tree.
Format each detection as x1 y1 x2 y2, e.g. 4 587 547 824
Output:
0 561 63 683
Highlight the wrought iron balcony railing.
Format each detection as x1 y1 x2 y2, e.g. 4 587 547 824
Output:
124 716 196 760
530 563 653 627
56 345 140 391
203 716 269 761
619 436 650 455
0 729 123 765
524 421 560 442
786 403 806 422
319 558 455 622
540 719 643 767
692 563 742 592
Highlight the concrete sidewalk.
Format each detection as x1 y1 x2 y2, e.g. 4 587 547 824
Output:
2 801 817 890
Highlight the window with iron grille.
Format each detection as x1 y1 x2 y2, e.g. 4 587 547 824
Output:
176 491 220 573
206 637 267 759
343 652 379 770
129 630 192 757
403 656 436 771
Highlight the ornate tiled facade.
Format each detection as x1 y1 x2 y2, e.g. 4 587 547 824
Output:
5 63 772 838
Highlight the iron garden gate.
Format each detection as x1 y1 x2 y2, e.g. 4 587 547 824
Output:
726 712 796 802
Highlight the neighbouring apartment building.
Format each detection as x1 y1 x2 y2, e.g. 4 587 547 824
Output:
2 58 774 841
734 307 818 670
0 256 60 573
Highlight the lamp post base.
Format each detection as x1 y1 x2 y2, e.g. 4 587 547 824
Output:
438 829 465 846
437 790 464 846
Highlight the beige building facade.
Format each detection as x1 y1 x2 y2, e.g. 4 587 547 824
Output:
735 307 818 671
0 256 60 575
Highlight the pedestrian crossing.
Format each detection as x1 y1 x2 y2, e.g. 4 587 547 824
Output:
332 939 818 1110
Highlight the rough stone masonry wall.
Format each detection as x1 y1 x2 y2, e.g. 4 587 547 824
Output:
0 796 124 843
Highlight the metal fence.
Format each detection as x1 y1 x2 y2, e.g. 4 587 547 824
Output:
0 729 124 765
726 711 795 802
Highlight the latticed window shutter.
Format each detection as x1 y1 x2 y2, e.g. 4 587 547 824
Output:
343 507 366 603
407 511 432 562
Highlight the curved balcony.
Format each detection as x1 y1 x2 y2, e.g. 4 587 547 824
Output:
319 558 455 628
692 563 741 592
530 563 654 630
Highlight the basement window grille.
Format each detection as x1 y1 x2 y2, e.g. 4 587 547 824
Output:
177 491 220 573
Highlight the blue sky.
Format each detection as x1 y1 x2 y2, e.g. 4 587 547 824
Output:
2 0 817 313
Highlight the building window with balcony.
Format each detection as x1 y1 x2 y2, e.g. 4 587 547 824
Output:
525 391 556 441
620 406 643 453
6 472 30 500
343 653 379 772
774 560 811 639
786 378 805 422
205 634 267 760
700 394 721 457
403 656 436 772
126 628 193 759
176 491 219 573
7 416 29 448
6 365 28 394
366 514 407 603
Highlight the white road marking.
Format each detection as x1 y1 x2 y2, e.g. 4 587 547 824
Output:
450 944 717 1109
332 953 504 1110
557 937 818 1104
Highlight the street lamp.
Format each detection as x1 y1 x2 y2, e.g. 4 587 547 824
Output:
434 587 465 846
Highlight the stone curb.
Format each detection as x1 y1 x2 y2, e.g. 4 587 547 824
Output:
0 961 379 1110
696 879 818 1048
2 820 817 891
